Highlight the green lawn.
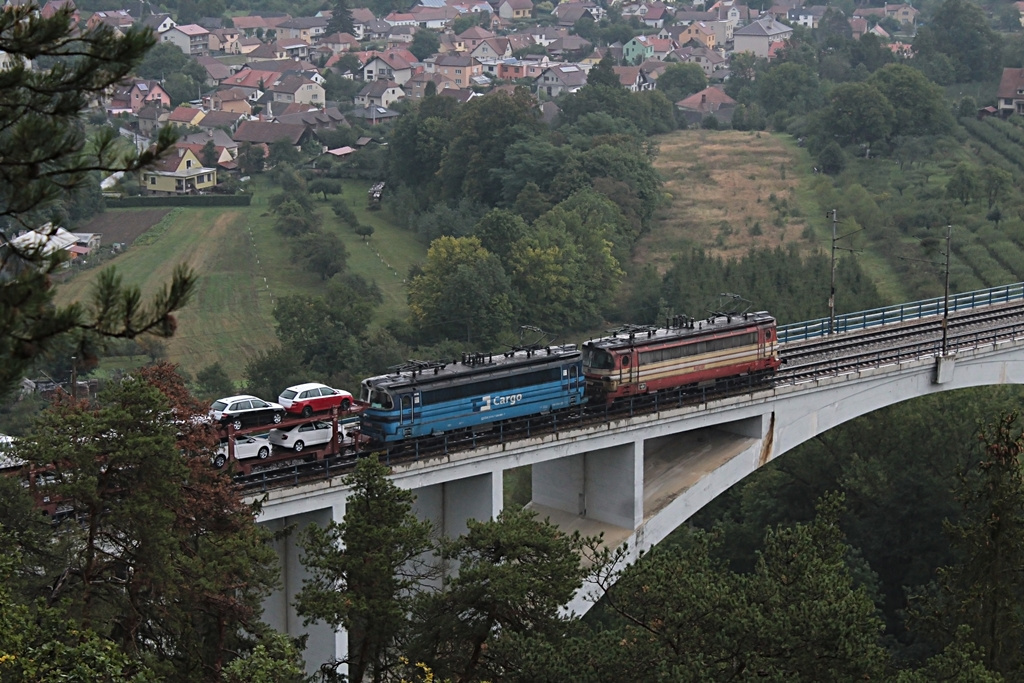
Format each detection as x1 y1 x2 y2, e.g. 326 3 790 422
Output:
55 176 425 380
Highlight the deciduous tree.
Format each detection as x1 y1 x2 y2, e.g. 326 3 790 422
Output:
945 163 979 206
656 62 707 105
821 81 894 146
407 236 514 344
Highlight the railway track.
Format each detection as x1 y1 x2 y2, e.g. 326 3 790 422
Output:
236 302 1024 495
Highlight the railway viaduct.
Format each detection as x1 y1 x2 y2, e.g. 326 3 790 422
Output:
250 284 1024 675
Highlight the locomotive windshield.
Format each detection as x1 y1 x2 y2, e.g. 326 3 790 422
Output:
360 383 394 410
583 347 614 370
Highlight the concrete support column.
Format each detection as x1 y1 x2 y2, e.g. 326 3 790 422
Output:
533 439 643 530
262 506 342 677
411 471 500 538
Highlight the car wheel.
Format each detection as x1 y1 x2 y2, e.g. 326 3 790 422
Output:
232 419 243 431
302 405 313 418
341 398 351 411
272 412 283 424
213 454 227 468
293 440 305 452
258 446 270 459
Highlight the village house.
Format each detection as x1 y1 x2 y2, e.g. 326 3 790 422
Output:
166 106 206 127
140 147 217 194
139 13 176 33
234 120 311 150
208 27 240 53
231 13 293 38
456 25 495 51
162 23 210 56
136 104 166 135
180 129 238 157
86 9 133 33
107 78 171 114
678 21 717 49
623 34 655 64
546 35 592 60
196 110 244 133
676 86 736 125
355 80 406 108
673 45 727 76
267 75 325 106
552 1 598 28
998 67 1024 117
278 16 328 44
322 32 360 53
404 71 455 98
498 0 533 20
613 65 654 92
434 54 482 87
885 3 918 26
276 106 349 133
733 15 793 58
470 37 513 60
534 63 587 97
410 6 460 28
362 52 414 85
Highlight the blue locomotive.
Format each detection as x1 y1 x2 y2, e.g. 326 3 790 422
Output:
358 345 584 444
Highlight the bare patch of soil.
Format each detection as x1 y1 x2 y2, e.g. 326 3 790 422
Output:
79 209 171 246
635 130 811 274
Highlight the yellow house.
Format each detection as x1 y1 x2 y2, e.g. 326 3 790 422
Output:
680 21 717 49
140 148 217 194
166 105 207 127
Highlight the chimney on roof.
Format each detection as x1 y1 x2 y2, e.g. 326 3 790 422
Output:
701 93 706 103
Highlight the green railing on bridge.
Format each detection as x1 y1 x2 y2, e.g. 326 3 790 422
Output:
778 282 1024 343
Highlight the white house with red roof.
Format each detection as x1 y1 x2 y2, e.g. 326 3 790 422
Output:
362 51 415 85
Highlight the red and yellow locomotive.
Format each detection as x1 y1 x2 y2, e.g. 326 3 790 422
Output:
582 312 781 402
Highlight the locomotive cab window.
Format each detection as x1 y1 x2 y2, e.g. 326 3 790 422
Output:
367 389 393 410
583 348 614 370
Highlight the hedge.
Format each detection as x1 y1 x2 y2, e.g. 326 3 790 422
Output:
107 195 252 207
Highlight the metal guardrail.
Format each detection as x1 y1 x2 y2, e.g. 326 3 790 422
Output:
778 282 1024 343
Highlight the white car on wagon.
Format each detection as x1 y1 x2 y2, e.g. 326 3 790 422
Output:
213 435 271 468
268 420 340 452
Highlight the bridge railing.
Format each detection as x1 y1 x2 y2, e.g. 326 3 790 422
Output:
778 281 1024 343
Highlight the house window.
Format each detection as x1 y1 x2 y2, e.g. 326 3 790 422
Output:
456 68 462 74
186 159 193 169
149 176 156 185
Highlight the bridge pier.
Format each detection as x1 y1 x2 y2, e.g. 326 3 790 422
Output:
532 439 643 530
411 471 503 539
262 505 347 678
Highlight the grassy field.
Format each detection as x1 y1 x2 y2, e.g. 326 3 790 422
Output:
55 177 426 379
640 129 814 271
641 129 913 302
